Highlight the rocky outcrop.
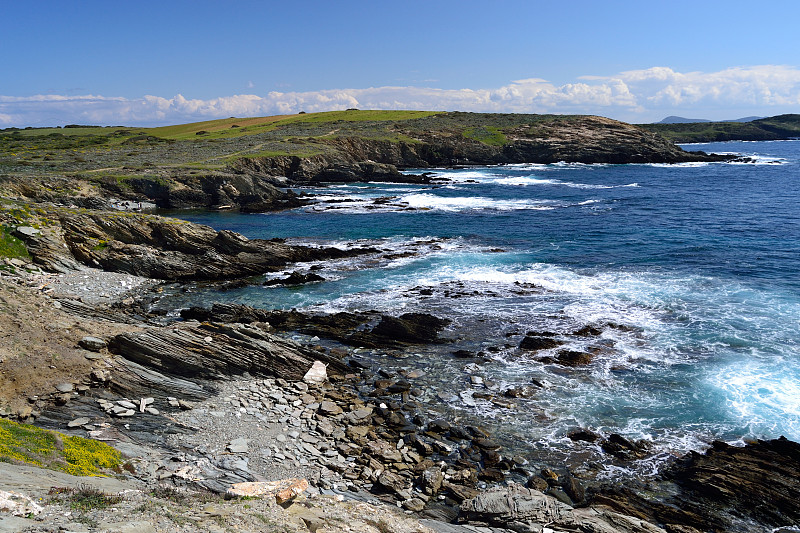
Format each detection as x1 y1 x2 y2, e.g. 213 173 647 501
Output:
591 438 800 532
108 321 349 381
8 209 375 280
458 483 666 533
180 303 451 347
0 171 305 213
58 210 295 279
97 172 307 212
232 153 431 184
231 114 738 183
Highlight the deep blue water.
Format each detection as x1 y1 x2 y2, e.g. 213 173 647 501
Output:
160 140 800 474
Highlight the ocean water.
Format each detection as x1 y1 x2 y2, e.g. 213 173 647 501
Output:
160 140 800 475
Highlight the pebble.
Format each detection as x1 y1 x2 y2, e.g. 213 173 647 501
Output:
55 382 74 393
67 417 90 428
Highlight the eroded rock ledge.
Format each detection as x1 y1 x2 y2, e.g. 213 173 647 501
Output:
11 207 376 280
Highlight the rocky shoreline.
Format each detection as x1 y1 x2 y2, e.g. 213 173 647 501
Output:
2 201 799 533
1 112 749 215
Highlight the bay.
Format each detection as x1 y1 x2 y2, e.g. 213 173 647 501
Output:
158 140 800 475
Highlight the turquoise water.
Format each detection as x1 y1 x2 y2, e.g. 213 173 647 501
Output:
160 140 800 472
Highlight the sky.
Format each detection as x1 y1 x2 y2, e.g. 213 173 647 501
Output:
2 0 800 127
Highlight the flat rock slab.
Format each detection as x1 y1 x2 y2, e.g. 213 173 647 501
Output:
14 226 41 238
226 478 309 504
319 400 343 415
0 462 141 495
67 417 91 428
78 336 107 351
303 360 327 384
227 438 249 453
55 382 74 393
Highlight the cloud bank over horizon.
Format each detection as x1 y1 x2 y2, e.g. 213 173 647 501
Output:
2 65 799 128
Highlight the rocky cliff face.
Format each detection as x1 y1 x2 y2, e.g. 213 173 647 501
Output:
231 115 734 183
592 438 800 532
0 172 305 213
101 172 307 212
9 208 374 281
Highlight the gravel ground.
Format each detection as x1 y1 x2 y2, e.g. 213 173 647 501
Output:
31 268 157 306
0 459 436 533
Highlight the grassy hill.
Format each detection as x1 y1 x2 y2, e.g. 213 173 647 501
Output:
0 110 587 175
639 114 800 143
0 110 739 185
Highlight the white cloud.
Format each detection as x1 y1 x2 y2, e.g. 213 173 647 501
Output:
1 65 799 127
615 65 800 108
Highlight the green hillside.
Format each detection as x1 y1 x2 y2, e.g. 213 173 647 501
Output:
639 114 800 143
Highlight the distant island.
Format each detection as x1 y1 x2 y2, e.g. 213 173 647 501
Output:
656 115 765 124
640 113 800 142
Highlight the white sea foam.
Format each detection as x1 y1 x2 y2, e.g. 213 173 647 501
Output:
311 192 611 213
422 170 502 182
493 176 639 189
399 193 556 211
708 360 800 441
495 176 561 186
646 162 712 168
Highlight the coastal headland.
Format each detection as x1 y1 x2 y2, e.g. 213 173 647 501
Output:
1 111 798 532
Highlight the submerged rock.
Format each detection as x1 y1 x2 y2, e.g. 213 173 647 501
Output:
264 271 325 286
519 335 564 351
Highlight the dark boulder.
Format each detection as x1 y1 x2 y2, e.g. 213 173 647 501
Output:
554 349 595 367
600 433 651 460
567 428 602 443
264 271 325 286
369 312 451 344
519 335 564 351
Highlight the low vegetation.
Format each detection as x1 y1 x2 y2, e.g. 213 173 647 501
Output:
0 418 123 476
639 114 800 142
0 225 30 259
463 126 507 146
49 484 124 511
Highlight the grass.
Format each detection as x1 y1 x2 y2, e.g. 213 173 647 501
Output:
224 147 325 163
463 126 508 146
0 130 123 153
146 110 441 141
147 114 300 140
151 485 189 504
0 418 123 476
0 226 30 259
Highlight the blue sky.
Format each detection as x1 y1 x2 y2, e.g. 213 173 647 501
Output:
3 0 799 127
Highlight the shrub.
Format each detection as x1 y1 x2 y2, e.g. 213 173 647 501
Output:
0 419 122 476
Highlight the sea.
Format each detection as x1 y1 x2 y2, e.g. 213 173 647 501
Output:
157 140 800 478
